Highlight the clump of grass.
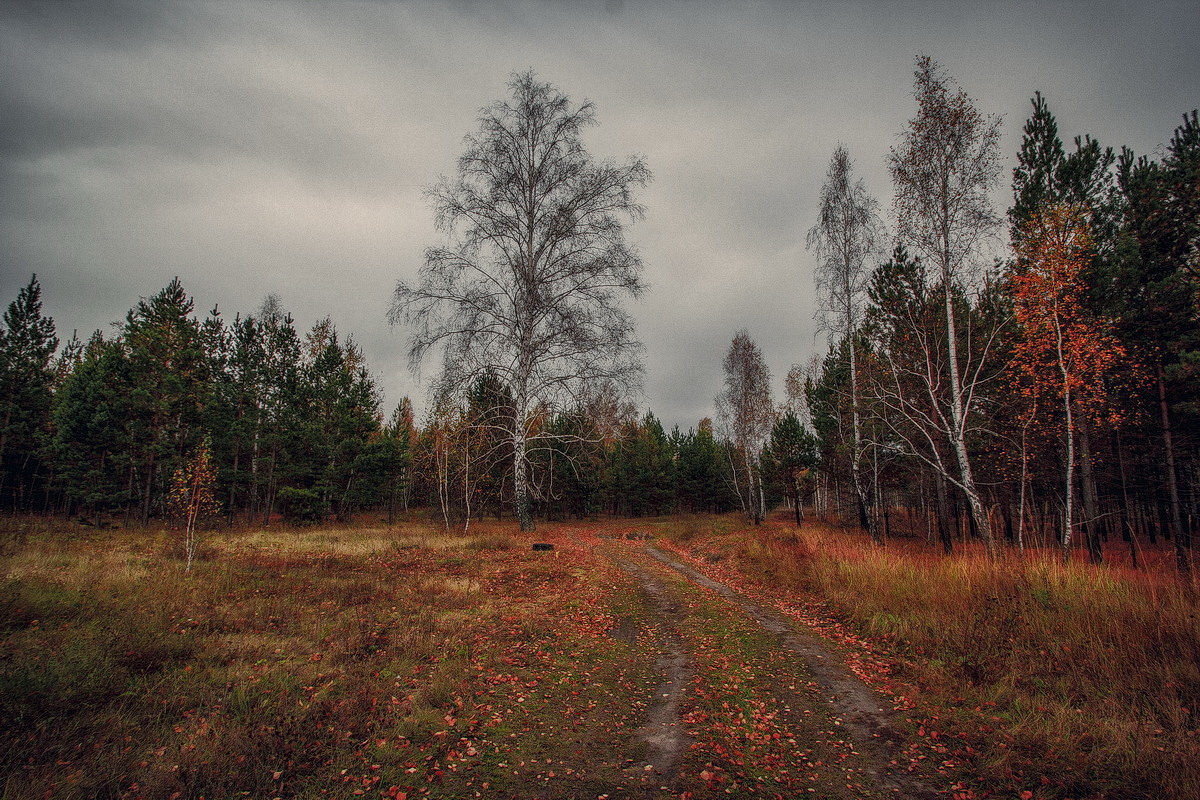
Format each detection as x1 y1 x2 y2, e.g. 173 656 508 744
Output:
667 517 707 543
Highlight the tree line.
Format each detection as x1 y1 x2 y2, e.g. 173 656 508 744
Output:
0 273 801 525
0 280 408 526
1 62 1195 575
801 57 1197 573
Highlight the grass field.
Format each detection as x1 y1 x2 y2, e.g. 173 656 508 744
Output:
2 512 1197 799
1 517 667 799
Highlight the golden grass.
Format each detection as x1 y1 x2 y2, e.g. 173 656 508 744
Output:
672 515 1200 799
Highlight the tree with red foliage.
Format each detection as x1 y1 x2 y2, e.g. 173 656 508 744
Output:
1011 204 1127 562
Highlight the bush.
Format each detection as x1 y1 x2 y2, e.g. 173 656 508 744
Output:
275 487 326 525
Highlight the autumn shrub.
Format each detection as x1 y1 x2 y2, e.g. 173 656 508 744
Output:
668 516 707 542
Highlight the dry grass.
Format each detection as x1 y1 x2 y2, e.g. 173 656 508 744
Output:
669 514 1200 800
6 511 1196 798
0 515 648 799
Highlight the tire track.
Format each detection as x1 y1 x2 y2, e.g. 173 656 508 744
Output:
641 543 938 799
609 554 692 793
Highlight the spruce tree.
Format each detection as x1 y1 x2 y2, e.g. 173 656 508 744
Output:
760 412 819 526
123 278 209 524
0 275 58 509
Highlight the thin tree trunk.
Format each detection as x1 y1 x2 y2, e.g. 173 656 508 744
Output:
123 461 135 528
0 405 11 509
228 447 239 523
726 444 747 515
848 332 879 543
1157 363 1191 580
1079 421 1102 563
1017 423 1029 554
185 482 198 572
141 450 155 526
1062 396 1075 564
462 431 473 533
261 448 276 526
756 472 766 525
744 450 762 524
935 472 953 555
942 280 996 557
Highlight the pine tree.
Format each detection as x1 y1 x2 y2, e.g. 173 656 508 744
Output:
618 412 675 517
123 278 209 524
1010 92 1066 240
242 297 303 522
199 306 237 518
0 275 58 509
675 419 735 514
1117 110 1200 577
375 402 415 525
760 412 819 526
288 321 383 522
52 334 133 521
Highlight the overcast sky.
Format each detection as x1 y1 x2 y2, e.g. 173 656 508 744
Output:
2 0 1197 430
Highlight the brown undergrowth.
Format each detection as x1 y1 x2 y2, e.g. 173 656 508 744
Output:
658 513 1200 800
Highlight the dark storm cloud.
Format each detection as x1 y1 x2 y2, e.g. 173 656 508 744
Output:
2 0 1197 429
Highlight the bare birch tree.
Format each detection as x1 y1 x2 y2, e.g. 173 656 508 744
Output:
716 330 774 524
888 55 1003 556
390 71 649 531
807 145 886 543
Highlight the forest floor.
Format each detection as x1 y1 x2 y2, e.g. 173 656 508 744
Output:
1 513 1197 799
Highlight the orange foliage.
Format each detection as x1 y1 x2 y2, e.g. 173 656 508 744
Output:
1009 204 1127 428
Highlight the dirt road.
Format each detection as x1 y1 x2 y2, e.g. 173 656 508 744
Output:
598 535 938 798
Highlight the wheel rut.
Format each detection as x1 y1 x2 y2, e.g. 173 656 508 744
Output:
610 555 692 793
641 543 938 799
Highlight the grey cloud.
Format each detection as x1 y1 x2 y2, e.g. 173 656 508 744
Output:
2 0 1197 430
